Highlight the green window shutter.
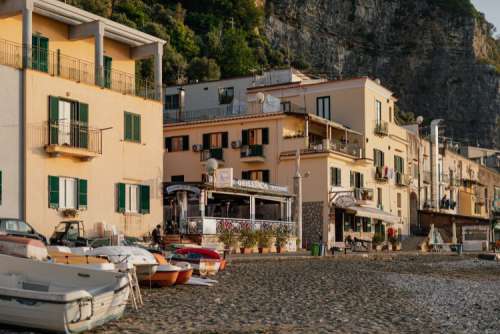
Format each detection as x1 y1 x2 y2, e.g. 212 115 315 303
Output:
49 96 59 145
350 171 354 187
117 183 126 213
124 112 132 141
78 179 88 210
262 128 269 145
360 173 364 187
222 132 228 148
48 176 59 209
336 168 342 186
182 135 190 151
133 114 141 142
78 103 89 149
241 130 249 146
202 134 210 150
103 56 112 88
139 185 150 214
165 137 172 151
330 167 334 186
262 170 270 183
373 149 377 166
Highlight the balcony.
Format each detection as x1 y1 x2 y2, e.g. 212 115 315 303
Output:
201 148 224 162
374 166 389 182
44 121 102 160
374 121 389 136
307 139 363 159
354 188 374 204
240 145 265 162
0 39 160 101
395 172 409 186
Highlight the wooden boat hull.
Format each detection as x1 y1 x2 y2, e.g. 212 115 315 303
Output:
143 271 179 287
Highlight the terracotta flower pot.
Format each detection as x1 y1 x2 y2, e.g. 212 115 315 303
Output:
276 246 286 254
240 247 252 254
258 247 270 254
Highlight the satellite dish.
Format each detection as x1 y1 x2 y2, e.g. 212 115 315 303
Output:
256 92 265 104
206 158 218 175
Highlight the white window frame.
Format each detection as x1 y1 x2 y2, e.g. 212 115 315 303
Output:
59 177 77 209
125 184 140 213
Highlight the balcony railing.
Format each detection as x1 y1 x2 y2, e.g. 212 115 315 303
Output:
354 188 374 202
0 38 160 101
201 148 224 161
395 172 409 186
181 217 295 235
374 121 389 136
45 120 102 159
375 166 389 182
308 140 363 159
240 145 264 158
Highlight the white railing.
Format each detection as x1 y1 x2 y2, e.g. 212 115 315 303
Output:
181 217 295 235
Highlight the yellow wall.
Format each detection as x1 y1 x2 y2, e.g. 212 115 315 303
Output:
0 14 135 76
25 70 163 237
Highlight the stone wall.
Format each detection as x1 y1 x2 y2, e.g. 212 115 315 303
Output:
302 201 324 249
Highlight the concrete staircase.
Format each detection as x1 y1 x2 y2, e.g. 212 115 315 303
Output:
402 236 427 251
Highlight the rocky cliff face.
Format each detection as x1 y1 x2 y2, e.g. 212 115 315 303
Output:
264 0 500 147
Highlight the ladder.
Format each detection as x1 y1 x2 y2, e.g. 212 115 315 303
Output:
127 267 143 310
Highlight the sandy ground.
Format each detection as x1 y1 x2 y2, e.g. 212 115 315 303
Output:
2 254 500 333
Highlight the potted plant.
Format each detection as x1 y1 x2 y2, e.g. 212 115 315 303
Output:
238 228 256 254
256 230 272 254
62 208 79 218
372 233 384 252
389 235 402 251
218 225 237 257
274 226 289 253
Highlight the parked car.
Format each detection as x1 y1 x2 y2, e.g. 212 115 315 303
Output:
49 220 89 247
0 218 48 244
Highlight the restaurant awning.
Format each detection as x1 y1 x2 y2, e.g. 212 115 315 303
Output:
346 206 401 224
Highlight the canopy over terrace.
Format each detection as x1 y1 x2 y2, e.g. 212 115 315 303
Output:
164 181 295 236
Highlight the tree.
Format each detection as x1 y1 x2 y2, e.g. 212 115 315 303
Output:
219 29 257 77
187 57 221 82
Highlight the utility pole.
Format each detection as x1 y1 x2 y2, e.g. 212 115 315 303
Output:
293 149 303 248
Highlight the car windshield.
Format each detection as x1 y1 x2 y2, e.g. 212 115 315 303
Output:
0 220 33 233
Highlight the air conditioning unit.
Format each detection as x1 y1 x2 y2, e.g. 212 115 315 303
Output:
231 140 242 149
192 144 203 152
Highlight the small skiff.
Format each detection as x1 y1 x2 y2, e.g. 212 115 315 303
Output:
0 235 48 260
141 263 180 287
0 254 130 333
172 248 222 276
88 246 158 280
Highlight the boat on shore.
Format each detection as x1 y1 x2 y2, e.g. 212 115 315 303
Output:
0 235 48 260
87 246 158 280
170 248 222 276
0 254 130 333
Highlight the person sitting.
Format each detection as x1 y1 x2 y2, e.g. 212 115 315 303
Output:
151 224 163 249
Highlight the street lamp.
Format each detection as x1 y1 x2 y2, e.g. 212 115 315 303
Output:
416 116 424 232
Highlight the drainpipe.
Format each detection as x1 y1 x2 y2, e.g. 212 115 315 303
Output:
430 119 443 210
293 149 303 248
21 1 34 221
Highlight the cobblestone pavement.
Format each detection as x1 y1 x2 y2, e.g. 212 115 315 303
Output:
2 254 500 333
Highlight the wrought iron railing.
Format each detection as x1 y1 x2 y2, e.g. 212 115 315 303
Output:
354 188 374 201
47 120 102 154
182 217 295 235
0 38 160 101
374 121 389 136
200 148 224 161
240 144 264 158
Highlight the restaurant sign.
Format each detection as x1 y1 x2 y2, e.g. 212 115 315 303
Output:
234 179 289 194
330 191 356 208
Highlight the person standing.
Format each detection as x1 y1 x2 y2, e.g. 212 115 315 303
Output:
152 224 163 249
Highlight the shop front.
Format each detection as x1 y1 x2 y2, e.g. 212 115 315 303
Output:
330 190 401 246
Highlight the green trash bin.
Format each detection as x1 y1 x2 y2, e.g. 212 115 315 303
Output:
311 243 320 256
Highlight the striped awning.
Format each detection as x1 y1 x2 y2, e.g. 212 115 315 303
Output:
346 206 401 224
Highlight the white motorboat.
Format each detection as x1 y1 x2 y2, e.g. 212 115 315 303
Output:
0 254 130 333
88 246 158 280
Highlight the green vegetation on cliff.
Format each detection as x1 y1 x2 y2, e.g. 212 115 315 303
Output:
65 0 284 84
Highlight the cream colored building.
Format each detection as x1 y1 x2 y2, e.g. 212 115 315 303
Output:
164 77 411 248
0 0 165 237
